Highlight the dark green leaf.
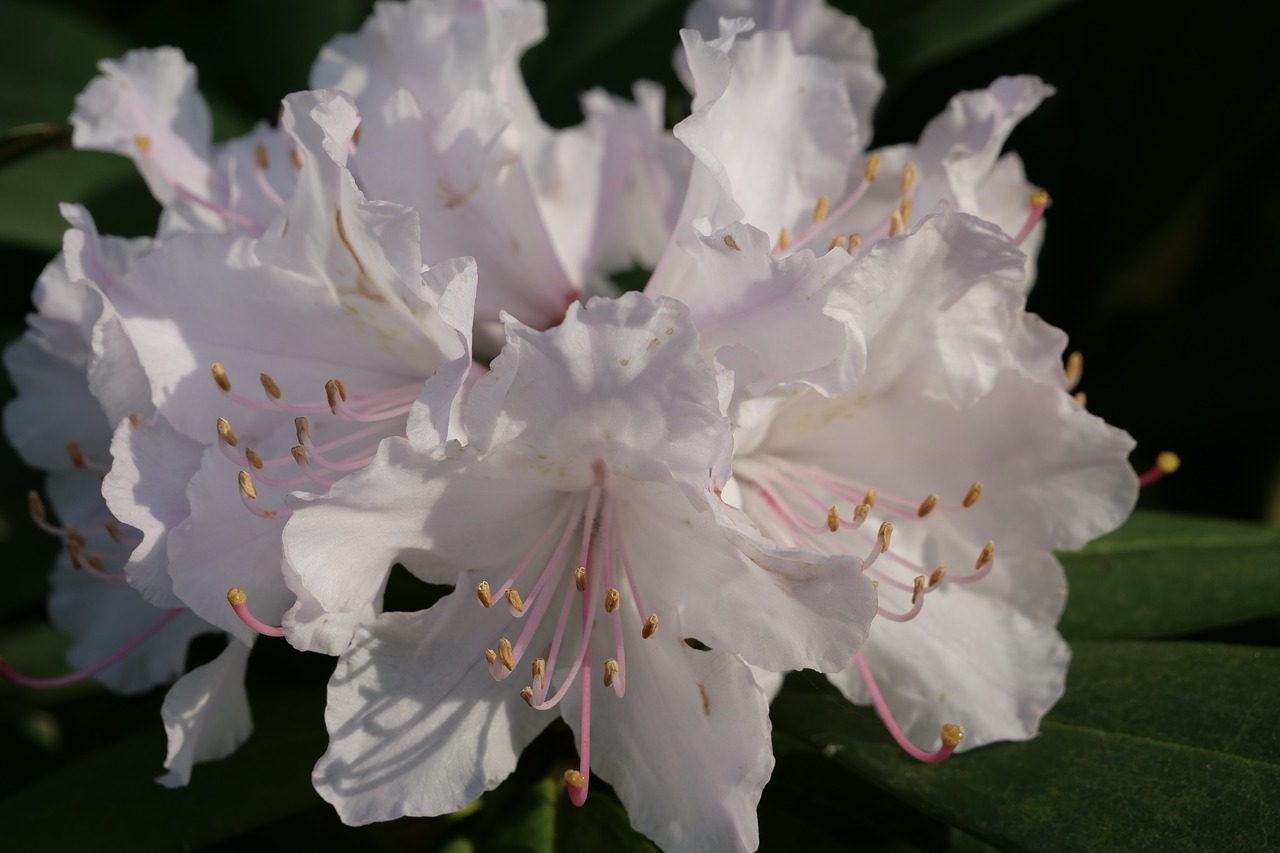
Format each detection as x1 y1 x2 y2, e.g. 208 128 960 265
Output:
555 779 655 853
773 641 1280 853
1060 510 1280 640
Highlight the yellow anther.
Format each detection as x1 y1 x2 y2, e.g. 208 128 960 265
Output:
260 373 283 400
216 417 238 447
911 576 925 605
1064 351 1084 390
66 441 86 468
929 566 947 587
878 521 893 552
1030 190 1051 207
963 481 983 508
917 494 939 518
290 148 303 172
642 613 659 639
238 470 258 500
828 234 848 252
940 724 964 748
900 198 913 223
65 526 86 548
87 553 106 573
506 588 525 614
532 657 546 689
227 587 248 606
574 567 587 591
853 503 871 525
888 208 907 237
864 153 881 182
27 491 47 522
813 194 831 224
864 488 877 508
871 579 879 590
353 124 363 146
1075 391 1088 408
519 686 535 707
902 161 919 195
723 233 741 251
128 413 139 427
211 363 232 392
291 445 310 466
498 638 515 671
104 518 123 542
827 505 841 532
476 581 494 608
604 588 620 613
847 233 862 252
1157 452 1181 474
294 416 311 443
245 448 264 470
325 379 346 413
254 141 270 171
777 226 790 252
134 135 151 153
603 658 620 687
485 648 497 666
977 541 995 570
564 769 586 790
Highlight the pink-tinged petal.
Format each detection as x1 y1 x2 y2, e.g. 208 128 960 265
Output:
648 220 867 400
683 0 883 134
828 557 1070 750
314 600 552 824
560 611 773 853
746 662 785 701
468 294 732 486
103 415 202 608
975 153 1045 288
156 638 254 787
674 26 861 239
404 256 479 449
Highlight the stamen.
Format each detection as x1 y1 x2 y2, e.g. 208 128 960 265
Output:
238 470 258 500
477 580 494 608
917 494 939 518
853 503 871 526
245 448 265 470
865 154 881 182
723 234 741 251
900 198 913 223
1138 452 1181 487
1064 351 1084 391
212 363 232 392
828 235 848 252
879 522 893 552
506 589 525 616
947 541 996 586
574 567 587 592
227 587 286 637
325 379 347 414
812 195 831 224
216 417 238 447
888 208 906 238
27 490 47 523
532 657 546 690
962 482 983 508
0 609 184 690
237 470 286 519
1014 190 1051 246
847 233 862 253
878 576 926 622
1075 391 1088 408
604 588 620 613
260 373 283 401
254 142 269 172
777 226 790 252
854 651 962 763
643 614 659 639
498 638 515 672
520 686 535 706
827 505 840 532
864 488 878 508
603 658 621 689
104 519 124 543
901 162 919 195
66 441 86 468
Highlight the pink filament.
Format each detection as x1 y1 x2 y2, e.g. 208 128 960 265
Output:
0 609 184 689
230 598 286 638
854 651 958 763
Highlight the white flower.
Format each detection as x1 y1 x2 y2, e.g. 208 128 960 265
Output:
283 293 876 852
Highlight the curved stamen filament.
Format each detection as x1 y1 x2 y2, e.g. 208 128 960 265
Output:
1014 191 1050 246
776 154 884 258
1138 452 1180 488
253 142 287 208
227 587 285 637
854 651 962 763
0 608 184 689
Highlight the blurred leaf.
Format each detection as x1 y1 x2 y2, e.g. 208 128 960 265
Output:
555 780 655 853
0 123 70 168
0 684 327 851
530 0 682 88
873 0 1078 77
773 641 1279 853
0 148 146 251
1060 510 1280 640
486 778 557 852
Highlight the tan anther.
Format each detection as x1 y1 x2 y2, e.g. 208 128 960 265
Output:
1075 391 1088 407
888 208 904 237
352 123 363 145
519 686 535 707
878 521 893 552
506 588 525 614
940 724 965 748
864 153 881 182
290 148 303 172
604 588 620 613
977 541 995 570
532 657 546 689
254 142 270 171
325 379 346 414
828 235 848 252
813 194 831 224
104 518 123 542
603 658 620 687
67 537 84 569
564 769 586 790
294 417 311 444
244 448 265 470
476 581 494 608
291 445 310 466
1064 351 1084 390
853 503 871 525
238 470 258 500
227 587 248 606
28 490 47 522
134 135 151 153
211 363 231 394
827 505 841 532
1030 190 1051 207
642 613 659 639
498 638 515 671
864 488 878 508
917 494 939 518
127 413 139 427
723 233 741 251
911 576 926 605
1157 452 1181 474
574 567 587 591
67 441 86 468
777 226 790 252
929 566 947 587
485 648 498 666
65 526 86 549
87 553 106 573
260 373 283 400
216 417 238 447
901 198 915 221
902 161 919 195
871 579 879 590
962 481 983 508
847 233 862 253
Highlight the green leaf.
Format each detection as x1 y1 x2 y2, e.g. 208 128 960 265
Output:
872 0 1078 78
772 641 1280 853
1060 510 1280 640
555 781 655 853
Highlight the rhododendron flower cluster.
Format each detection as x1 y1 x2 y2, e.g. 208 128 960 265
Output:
2 0 1141 850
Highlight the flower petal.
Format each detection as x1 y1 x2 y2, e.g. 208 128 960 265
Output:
156 637 254 787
